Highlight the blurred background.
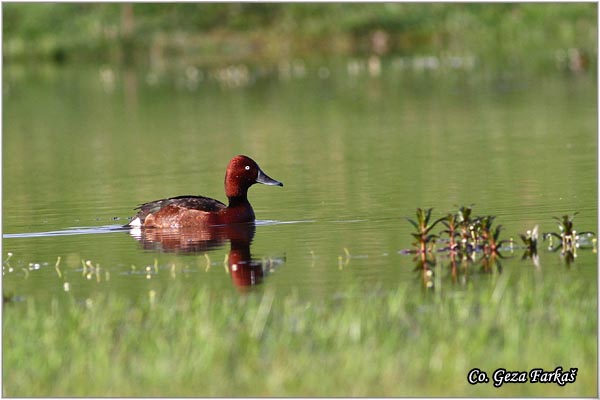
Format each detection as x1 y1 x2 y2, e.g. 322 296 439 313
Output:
3 3 596 73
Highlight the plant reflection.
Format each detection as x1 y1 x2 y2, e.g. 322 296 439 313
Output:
415 246 506 290
128 223 280 288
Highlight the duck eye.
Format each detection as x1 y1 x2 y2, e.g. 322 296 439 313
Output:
244 165 250 171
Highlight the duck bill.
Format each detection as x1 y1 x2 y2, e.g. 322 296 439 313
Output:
256 169 283 187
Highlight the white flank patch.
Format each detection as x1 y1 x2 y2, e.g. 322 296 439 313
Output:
128 217 142 227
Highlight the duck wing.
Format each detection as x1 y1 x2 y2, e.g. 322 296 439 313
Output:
134 195 226 221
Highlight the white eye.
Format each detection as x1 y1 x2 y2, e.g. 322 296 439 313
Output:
245 165 250 170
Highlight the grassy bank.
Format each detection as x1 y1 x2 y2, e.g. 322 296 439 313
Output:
3 3 596 73
3 270 596 397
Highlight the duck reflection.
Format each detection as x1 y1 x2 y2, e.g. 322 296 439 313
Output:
128 222 275 288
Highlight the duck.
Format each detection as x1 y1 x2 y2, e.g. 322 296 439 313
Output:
127 155 283 228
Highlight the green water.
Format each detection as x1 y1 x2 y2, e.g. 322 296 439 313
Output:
2 59 598 396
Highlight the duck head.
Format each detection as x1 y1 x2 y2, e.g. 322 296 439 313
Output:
225 155 283 198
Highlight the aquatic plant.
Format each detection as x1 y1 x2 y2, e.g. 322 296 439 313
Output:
478 215 508 255
455 205 480 252
405 206 595 279
519 225 540 268
548 213 577 250
519 225 539 254
472 215 508 273
440 212 460 251
405 205 504 268
543 212 596 254
406 208 444 254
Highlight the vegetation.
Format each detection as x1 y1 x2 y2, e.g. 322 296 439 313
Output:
406 207 444 254
519 225 539 264
3 3 597 72
3 273 597 397
540 213 597 267
406 206 509 257
404 206 596 285
544 213 596 252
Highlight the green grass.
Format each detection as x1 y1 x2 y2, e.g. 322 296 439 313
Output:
3 270 597 397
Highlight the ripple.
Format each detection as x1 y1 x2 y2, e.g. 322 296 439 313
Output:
3 225 127 239
256 219 316 226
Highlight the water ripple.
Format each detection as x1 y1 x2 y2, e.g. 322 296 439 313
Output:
3 225 127 239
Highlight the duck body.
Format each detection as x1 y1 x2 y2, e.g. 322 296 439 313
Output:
127 155 282 228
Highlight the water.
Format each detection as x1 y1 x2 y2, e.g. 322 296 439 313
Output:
2 59 597 303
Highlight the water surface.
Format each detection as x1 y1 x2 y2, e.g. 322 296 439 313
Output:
3 60 597 301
